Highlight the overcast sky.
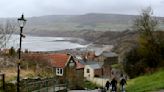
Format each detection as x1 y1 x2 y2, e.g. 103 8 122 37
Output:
0 0 164 17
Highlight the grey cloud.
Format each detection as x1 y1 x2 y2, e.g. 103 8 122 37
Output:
0 0 163 17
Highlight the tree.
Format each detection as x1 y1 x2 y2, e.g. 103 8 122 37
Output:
123 47 146 78
134 7 158 35
134 7 161 68
9 46 16 56
123 7 164 78
0 20 16 48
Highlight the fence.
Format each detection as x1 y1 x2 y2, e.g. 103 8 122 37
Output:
20 78 68 92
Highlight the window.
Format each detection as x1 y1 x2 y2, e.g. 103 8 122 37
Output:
69 60 75 67
87 69 90 73
56 68 63 76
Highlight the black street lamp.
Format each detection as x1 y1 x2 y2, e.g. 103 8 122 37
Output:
17 14 26 92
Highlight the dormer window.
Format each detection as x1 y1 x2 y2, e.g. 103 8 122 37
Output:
69 60 75 67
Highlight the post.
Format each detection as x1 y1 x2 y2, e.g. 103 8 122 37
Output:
102 68 103 87
65 80 68 92
2 74 5 91
53 78 56 92
17 27 23 92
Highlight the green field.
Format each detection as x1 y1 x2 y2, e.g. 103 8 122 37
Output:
126 69 164 92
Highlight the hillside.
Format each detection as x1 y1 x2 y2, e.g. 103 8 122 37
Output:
25 13 136 32
126 69 164 92
0 13 163 50
0 13 163 42
2 13 162 36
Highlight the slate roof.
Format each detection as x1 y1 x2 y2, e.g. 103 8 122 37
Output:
89 63 102 69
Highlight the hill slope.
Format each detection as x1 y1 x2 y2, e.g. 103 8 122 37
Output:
10 13 164 35
126 69 164 92
25 13 136 32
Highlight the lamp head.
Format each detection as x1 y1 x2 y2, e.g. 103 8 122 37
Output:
18 14 26 28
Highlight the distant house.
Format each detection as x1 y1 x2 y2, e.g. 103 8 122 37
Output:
84 47 118 66
95 51 118 78
85 51 96 61
84 61 112 79
84 63 103 79
84 51 117 78
96 51 118 65
103 51 118 65
48 53 84 89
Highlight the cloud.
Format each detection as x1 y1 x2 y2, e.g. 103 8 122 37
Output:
0 0 163 17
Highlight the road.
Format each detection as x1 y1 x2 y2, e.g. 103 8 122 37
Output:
69 89 111 92
69 90 100 92
32 86 66 92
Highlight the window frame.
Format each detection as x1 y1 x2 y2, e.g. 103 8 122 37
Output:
56 68 63 76
87 68 90 73
69 60 75 67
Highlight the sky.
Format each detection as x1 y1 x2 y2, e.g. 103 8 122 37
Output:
0 0 164 17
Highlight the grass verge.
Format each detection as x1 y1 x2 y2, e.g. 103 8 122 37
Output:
126 69 164 92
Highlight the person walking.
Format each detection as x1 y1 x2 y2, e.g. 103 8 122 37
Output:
120 77 127 92
119 74 127 92
111 78 117 92
105 81 110 91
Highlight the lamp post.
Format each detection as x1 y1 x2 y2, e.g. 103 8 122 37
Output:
17 14 26 92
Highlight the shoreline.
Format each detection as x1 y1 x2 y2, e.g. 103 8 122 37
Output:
7 34 89 52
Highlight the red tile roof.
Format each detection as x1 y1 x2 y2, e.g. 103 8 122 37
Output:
48 53 71 68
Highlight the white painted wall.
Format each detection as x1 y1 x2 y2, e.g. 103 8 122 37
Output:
84 65 94 78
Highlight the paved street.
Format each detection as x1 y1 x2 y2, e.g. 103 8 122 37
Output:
33 89 107 92
32 86 66 92
69 89 100 92
69 89 111 92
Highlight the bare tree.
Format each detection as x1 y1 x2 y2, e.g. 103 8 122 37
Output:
134 7 158 35
134 7 161 68
0 20 16 48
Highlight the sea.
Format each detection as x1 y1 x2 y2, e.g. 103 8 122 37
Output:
5 34 87 52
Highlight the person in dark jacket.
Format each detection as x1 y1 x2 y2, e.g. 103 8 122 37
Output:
105 81 110 90
111 78 117 92
120 78 127 91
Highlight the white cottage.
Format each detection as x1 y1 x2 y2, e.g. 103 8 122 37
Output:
84 63 102 79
